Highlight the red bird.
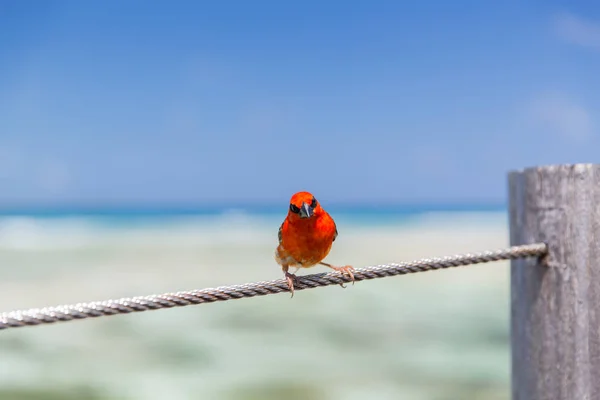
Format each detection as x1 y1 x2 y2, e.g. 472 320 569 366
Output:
275 191 354 297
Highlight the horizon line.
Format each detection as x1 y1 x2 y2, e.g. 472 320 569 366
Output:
0 201 507 215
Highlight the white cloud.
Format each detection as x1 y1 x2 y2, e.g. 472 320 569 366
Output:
528 92 593 141
554 12 600 49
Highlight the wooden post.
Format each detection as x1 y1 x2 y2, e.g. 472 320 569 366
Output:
509 164 600 400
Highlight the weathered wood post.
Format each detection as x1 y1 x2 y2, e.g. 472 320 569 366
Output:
509 164 600 400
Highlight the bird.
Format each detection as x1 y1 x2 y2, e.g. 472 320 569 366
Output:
275 191 354 297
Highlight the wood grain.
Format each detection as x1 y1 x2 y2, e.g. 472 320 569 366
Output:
509 164 600 400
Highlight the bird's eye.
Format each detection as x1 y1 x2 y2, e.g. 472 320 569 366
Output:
290 204 300 213
311 197 317 208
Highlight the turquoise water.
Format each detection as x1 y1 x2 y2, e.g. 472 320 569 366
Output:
0 203 505 225
0 206 511 400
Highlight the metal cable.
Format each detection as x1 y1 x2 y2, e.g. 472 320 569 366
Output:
0 242 547 331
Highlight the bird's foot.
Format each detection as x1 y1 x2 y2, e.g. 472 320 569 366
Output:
322 264 355 288
284 271 298 298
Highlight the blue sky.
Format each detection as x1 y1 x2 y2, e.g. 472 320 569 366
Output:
1 1 599 206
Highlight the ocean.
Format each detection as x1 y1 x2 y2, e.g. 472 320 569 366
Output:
0 205 512 400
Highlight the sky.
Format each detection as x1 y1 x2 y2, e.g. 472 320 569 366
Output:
1 1 599 206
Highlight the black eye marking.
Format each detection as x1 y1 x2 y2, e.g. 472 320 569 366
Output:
311 197 317 208
290 204 300 213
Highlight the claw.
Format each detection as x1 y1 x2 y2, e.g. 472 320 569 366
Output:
320 262 355 288
332 265 355 286
285 271 298 298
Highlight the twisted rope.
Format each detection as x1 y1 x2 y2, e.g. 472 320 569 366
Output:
0 243 547 331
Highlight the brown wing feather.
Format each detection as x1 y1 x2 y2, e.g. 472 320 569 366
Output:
278 222 284 244
333 222 338 242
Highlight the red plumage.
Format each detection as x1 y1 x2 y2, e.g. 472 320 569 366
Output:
275 191 354 297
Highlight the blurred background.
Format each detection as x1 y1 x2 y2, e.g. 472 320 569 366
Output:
0 1 597 399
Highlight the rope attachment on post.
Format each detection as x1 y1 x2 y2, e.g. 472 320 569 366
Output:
0 242 547 331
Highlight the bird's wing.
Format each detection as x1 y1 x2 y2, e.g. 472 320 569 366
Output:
333 221 338 242
278 222 284 244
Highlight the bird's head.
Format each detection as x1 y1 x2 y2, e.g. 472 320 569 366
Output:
287 191 322 221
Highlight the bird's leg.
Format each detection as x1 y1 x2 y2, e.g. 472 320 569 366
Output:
319 262 355 288
282 264 298 298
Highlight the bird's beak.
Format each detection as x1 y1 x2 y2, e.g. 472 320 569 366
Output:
299 202 313 219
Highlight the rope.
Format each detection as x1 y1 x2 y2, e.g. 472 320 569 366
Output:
0 242 547 331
